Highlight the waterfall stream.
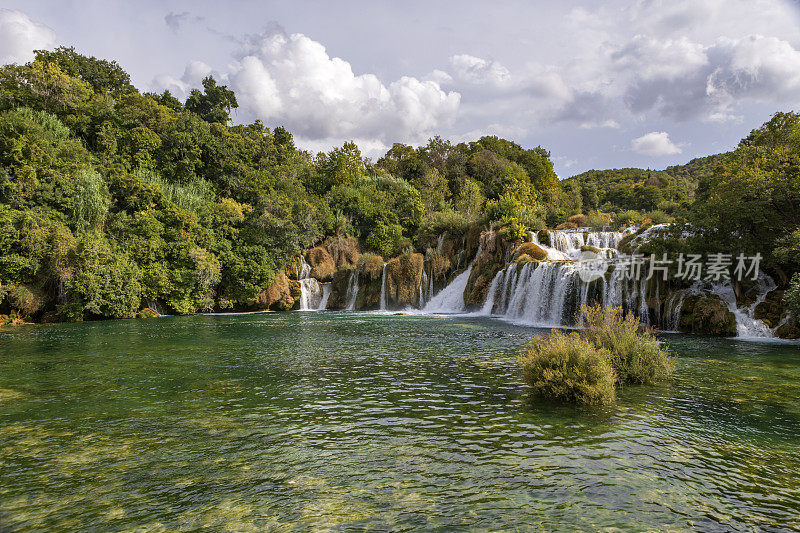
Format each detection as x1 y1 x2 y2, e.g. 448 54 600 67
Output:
297 256 329 311
423 247 481 313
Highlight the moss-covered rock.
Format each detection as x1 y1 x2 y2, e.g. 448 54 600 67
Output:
248 272 296 311
581 245 602 255
678 294 737 336
384 253 424 308
137 307 159 318
515 242 548 261
325 236 360 268
567 214 587 227
753 289 786 328
357 253 384 280
775 321 800 339
326 268 356 310
306 247 336 282
536 230 550 246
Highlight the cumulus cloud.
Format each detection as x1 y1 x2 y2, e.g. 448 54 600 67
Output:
0 9 56 65
631 132 683 156
227 26 459 144
151 60 215 99
617 33 800 121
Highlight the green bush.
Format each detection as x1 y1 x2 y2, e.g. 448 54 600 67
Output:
580 305 673 385
584 210 611 229
643 210 673 225
520 330 616 406
613 210 644 229
366 221 404 258
785 273 800 319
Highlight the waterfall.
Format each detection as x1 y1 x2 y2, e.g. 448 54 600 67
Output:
710 276 777 338
423 247 481 313
297 255 328 311
299 278 322 310
379 264 388 311
419 269 428 308
475 226 781 338
344 270 359 310
146 299 166 315
318 283 331 310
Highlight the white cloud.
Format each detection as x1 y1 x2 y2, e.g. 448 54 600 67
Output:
151 60 216 99
449 54 511 86
226 26 459 144
631 132 683 156
0 9 56 65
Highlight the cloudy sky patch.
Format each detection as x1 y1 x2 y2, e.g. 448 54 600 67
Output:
1 1 800 176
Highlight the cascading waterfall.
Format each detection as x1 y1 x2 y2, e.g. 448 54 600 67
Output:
710 276 777 338
379 264 388 311
477 227 779 338
344 270 359 311
423 247 481 313
297 255 328 311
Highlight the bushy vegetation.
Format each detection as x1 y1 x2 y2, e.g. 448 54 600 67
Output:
580 305 673 385
1 45 798 323
786 273 800 318
520 330 617 406
0 47 565 321
520 305 673 406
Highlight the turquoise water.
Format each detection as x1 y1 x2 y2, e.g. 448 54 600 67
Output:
1 312 799 531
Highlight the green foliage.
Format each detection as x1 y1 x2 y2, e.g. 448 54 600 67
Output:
366 221 404 257
33 46 134 95
486 192 545 236
613 210 644 229
64 234 142 319
72 169 109 233
580 305 673 385
584 210 610 229
785 273 800 319
689 112 800 262
520 330 616 406
184 76 238 124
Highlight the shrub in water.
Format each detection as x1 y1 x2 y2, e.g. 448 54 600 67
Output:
580 305 673 385
520 330 617 406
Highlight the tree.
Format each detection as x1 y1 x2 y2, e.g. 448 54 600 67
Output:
184 76 238 124
34 46 135 96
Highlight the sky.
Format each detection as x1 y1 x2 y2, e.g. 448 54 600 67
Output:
2 0 800 177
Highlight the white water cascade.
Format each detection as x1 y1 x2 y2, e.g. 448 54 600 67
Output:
379 264 388 311
710 276 777 338
297 256 330 311
344 270 359 310
423 247 481 313
477 227 780 338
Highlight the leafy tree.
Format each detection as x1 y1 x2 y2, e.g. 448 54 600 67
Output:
33 46 135 95
184 76 238 124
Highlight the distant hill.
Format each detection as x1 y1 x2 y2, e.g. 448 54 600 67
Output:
562 153 728 214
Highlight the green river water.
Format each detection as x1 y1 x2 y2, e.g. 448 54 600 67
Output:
1 311 799 531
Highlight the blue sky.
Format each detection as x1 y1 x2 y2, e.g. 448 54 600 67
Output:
2 0 800 176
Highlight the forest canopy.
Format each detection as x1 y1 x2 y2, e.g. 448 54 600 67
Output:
0 47 798 321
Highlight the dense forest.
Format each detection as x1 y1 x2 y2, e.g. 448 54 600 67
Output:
0 47 798 323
